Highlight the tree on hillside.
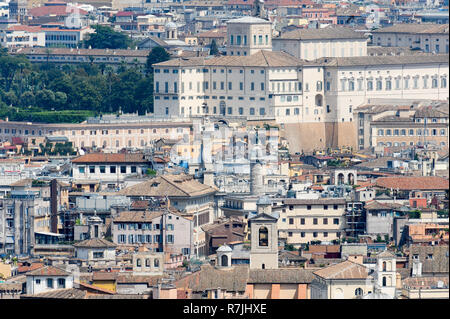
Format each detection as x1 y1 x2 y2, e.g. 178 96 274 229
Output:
83 25 132 49
146 46 171 73
209 39 219 55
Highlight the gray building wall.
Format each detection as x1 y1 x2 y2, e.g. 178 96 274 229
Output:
366 211 394 238
0 198 35 256
112 212 194 256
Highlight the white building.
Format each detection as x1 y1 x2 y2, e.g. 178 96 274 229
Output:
25 266 74 295
0 25 45 48
371 24 449 54
73 238 117 267
226 16 272 56
273 27 368 60
152 17 449 152
71 153 151 189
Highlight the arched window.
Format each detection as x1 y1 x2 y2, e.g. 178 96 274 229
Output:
128 140 132 147
145 259 150 267
382 276 387 287
378 129 384 136
386 129 392 136
136 258 141 267
116 140 119 147
259 226 268 247
262 263 265 269
382 261 386 271
154 259 160 268
337 173 345 185
355 288 363 296
315 94 323 106
221 254 228 267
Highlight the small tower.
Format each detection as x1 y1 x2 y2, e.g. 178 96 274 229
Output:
165 22 178 40
87 211 103 239
375 250 397 298
249 206 278 270
216 245 233 268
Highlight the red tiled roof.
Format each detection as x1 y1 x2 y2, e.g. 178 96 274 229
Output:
26 266 70 277
72 153 148 164
375 176 449 191
18 263 45 273
29 5 88 17
92 271 118 281
11 137 24 145
116 11 134 17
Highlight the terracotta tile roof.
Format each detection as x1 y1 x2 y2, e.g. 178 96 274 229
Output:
92 271 118 281
29 5 88 17
175 264 249 292
317 54 449 67
72 153 148 164
372 23 449 34
248 269 314 284
277 27 367 40
22 288 87 299
307 245 341 254
26 266 71 277
375 176 449 191
73 238 117 248
113 210 164 223
13 47 151 58
313 260 369 280
283 198 346 205
0 282 22 291
364 200 404 210
408 245 449 274
131 200 149 210
154 50 316 68
118 174 216 197
17 262 45 273
116 274 165 285
403 276 449 289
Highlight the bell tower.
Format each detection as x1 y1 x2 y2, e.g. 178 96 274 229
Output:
249 198 278 269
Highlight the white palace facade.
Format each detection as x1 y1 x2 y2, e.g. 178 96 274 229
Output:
153 17 449 151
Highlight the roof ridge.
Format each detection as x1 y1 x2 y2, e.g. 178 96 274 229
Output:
159 175 191 196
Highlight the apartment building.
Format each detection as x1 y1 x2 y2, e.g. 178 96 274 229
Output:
112 210 194 257
0 25 45 48
10 47 150 66
25 266 73 295
355 101 449 150
0 191 42 256
273 27 368 60
118 174 217 256
0 115 192 153
40 24 94 48
71 153 151 189
371 24 449 53
370 103 449 150
279 198 347 247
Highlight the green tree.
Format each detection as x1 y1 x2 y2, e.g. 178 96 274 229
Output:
209 39 219 55
146 46 170 73
35 89 56 109
83 25 132 49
